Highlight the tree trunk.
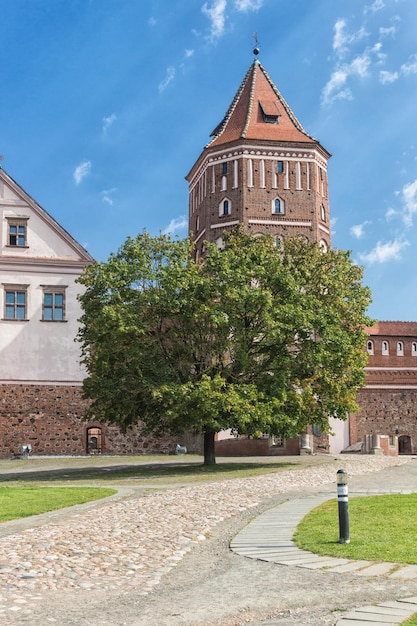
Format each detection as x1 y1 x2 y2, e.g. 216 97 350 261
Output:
203 430 216 465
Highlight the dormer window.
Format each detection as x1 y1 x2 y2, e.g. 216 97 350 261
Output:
6 217 29 247
259 100 279 124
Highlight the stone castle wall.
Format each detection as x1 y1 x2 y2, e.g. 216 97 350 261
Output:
0 383 197 458
353 387 417 455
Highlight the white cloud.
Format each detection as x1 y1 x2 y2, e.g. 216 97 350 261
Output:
364 0 385 14
234 0 263 10
385 207 397 221
102 113 117 134
158 66 176 92
73 160 91 185
101 188 117 206
163 216 188 235
350 221 371 239
379 70 399 84
359 239 409 264
184 49 194 58
379 25 397 37
333 19 348 57
401 54 417 75
332 19 368 58
202 0 227 39
321 53 371 105
148 16 157 26
402 179 417 226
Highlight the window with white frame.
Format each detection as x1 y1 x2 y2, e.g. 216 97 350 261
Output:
272 197 284 215
397 341 404 356
3 285 28 320
413 342 417 356
382 341 389 355
219 198 231 216
42 287 66 321
319 239 328 253
367 340 374 355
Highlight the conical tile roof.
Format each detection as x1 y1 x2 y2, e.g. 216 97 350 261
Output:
207 59 316 148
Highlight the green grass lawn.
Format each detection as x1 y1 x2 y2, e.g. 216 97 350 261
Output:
401 615 417 625
0 486 116 522
294 493 417 564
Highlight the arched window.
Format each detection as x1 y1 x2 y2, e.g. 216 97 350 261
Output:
320 204 326 221
272 197 284 214
221 175 227 191
413 342 417 356
382 341 389 355
215 237 224 250
219 198 231 216
367 340 374 355
319 239 328 253
397 341 404 356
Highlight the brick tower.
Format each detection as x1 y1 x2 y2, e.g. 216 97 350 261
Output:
186 54 331 258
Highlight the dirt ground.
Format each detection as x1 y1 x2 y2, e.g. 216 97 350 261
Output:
2 456 417 626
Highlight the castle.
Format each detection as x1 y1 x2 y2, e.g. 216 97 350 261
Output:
1 55 416 457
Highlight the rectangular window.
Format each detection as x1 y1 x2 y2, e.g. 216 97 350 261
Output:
42 289 65 321
8 221 27 247
277 161 284 174
222 162 228 175
5 289 27 320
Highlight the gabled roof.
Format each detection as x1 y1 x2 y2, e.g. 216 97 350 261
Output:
207 59 319 149
0 167 94 264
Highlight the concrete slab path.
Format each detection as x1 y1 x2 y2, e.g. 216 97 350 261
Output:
231 488 417 625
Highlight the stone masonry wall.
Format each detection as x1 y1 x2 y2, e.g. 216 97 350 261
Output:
0 383 192 458
354 388 417 455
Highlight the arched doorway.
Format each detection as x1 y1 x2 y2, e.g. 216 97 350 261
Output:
398 435 412 455
86 427 103 455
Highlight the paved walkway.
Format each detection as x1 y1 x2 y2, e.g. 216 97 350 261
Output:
231 489 417 625
0 455 416 624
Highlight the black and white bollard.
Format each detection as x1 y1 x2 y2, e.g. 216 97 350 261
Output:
337 469 350 544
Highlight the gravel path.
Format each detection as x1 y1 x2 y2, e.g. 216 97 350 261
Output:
0 455 413 625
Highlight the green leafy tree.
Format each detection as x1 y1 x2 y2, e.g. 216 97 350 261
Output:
77 229 373 465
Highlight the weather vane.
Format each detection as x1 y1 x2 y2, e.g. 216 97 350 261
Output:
253 32 260 57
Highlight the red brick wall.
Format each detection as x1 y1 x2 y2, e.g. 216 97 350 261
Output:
0 383 196 458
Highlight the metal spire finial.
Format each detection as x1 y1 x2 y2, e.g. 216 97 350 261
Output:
253 32 260 57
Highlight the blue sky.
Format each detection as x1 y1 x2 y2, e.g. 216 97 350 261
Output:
1 0 417 321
